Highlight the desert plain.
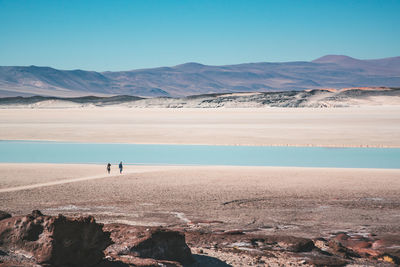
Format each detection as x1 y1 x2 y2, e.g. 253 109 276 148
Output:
1 106 400 266
1 106 400 147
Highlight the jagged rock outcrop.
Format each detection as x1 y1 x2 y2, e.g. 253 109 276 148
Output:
1 210 399 266
0 211 194 267
0 210 112 267
104 224 194 266
327 233 400 264
184 228 400 266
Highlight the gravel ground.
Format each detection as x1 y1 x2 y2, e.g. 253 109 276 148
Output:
1 164 399 238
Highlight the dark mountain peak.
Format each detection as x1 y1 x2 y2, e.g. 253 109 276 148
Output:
312 55 400 73
174 62 206 70
177 62 205 67
26 65 56 70
312 55 360 64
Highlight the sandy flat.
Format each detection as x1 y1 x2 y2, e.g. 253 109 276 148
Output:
0 107 400 147
1 164 400 238
0 163 106 189
0 163 176 190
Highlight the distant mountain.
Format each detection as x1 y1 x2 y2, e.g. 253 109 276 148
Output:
312 55 400 75
1 55 400 97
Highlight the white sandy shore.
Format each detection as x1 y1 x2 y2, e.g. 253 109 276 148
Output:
1 163 400 238
1 106 400 147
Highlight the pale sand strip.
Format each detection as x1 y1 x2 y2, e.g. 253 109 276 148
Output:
0 163 184 191
0 172 130 193
1 107 400 147
0 174 110 193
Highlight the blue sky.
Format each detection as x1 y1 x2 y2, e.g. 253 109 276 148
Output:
0 0 399 71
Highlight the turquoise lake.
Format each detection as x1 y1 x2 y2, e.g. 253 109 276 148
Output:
0 141 399 169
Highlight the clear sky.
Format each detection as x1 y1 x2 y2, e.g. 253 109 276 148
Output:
0 0 399 71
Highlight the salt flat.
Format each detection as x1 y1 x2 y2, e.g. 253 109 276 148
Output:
1 106 400 147
1 107 400 265
1 164 399 238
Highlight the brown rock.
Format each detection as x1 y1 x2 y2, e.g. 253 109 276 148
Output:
371 239 385 249
0 210 112 267
0 211 11 221
305 254 348 267
104 224 193 265
333 233 349 242
327 232 400 263
326 239 359 258
222 230 245 235
329 232 395 260
272 235 315 252
248 235 315 252
186 230 315 253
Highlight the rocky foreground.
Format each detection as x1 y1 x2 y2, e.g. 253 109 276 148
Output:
0 211 399 266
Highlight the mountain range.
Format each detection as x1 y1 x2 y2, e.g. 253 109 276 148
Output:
1 55 399 97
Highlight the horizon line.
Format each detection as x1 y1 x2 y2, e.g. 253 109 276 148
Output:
2 54 400 72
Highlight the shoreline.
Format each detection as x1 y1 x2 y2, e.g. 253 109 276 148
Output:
0 162 399 172
2 138 400 148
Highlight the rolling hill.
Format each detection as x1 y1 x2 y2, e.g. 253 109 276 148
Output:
1 55 399 97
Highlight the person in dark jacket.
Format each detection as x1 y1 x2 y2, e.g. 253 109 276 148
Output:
119 161 123 174
107 163 111 174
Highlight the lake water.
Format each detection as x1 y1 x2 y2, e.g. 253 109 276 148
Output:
0 141 399 169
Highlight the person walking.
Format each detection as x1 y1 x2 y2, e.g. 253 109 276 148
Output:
106 163 111 174
119 161 123 174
